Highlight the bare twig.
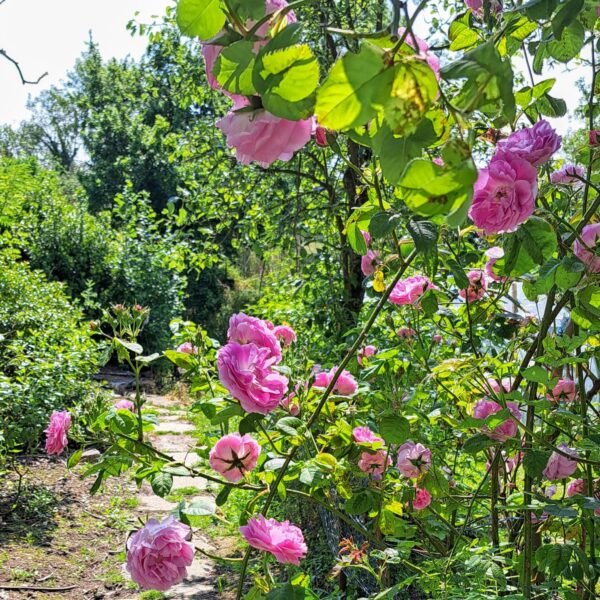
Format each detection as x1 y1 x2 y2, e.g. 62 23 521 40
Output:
0 584 77 591
0 48 48 85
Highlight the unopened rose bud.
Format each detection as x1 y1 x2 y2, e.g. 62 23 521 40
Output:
89 321 98 330
315 126 329 147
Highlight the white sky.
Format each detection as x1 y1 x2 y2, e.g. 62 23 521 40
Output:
0 0 171 126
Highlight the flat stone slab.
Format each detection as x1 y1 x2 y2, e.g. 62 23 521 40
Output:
172 475 207 492
145 393 189 409
171 451 201 467
151 433 198 453
155 421 196 434
136 493 177 514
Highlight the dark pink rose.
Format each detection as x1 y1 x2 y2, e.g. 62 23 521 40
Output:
273 324 296 347
567 478 585 497
358 449 391 480
126 516 194 591
469 152 538 234
315 126 329 147
240 515 307 565
45 410 71 455
397 327 416 339
574 223 600 273
217 109 313 168
589 130 600 147
413 488 432 510
543 444 579 480
548 379 577 403
473 399 520 442
497 120 561 167
228 313 281 363
313 367 357 396
389 275 437 306
396 440 432 478
209 433 261 482
459 270 487 303
465 0 502 16
217 342 288 414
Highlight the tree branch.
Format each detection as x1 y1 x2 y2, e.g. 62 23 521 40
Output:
0 48 48 85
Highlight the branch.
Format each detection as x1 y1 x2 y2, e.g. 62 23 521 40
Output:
0 49 48 85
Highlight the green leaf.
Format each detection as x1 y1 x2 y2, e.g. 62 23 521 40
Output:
176 0 226 41
449 16 480 51
106 409 138 435
315 43 394 131
369 212 402 239
67 448 83 469
547 20 585 62
463 433 494 454
275 416 303 436
151 471 174 497
379 414 410 444
214 40 256 96
116 338 143 354
523 450 551 479
552 0 584 39
239 413 263 435
266 585 318 600
215 485 231 506
522 365 551 386
345 490 374 514
407 220 438 255
346 221 368 255
182 496 216 516
211 404 244 425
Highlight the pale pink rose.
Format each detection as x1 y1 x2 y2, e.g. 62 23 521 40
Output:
465 0 502 16
217 109 313 168
469 153 538 234
126 516 194 591
484 247 507 283
545 485 557 498
487 377 512 395
567 478 585 497
357 345 377 366
361 249 380 277
177 342 198 354
361 230 372 246
397 27 440 80
45 410 71 455
352 426 383 444
473 399 520 442
358 449 391 480
550 164 585 186
433 334 442 343
543 444 579 480
217 342 288 414
315 126 329 147
200 43 248 106
459 270 487 303
209 433 260 482
396 440 432 478
389 275 437 306
114 399 135 412
273 325 296 347
590 130 600 147
397 327 416 339
413 488 432 510
548 379 577 403
280 389 300 416
497 120 561 167
240 515 307 565
574 223 600 273
227 313 281 363
313 367 357 396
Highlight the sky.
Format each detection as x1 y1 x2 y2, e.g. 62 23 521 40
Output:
0 0 170 126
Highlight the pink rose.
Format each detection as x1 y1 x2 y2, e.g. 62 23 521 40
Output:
217 342 288 414
497 120 561 167
397 28 440 80
313 367 357 396
589 130 600 147
432 334 442 343
397 327 416 339
484 247 507 283
126 516 194 591
45 410 71 455
240 515 307 565
567 478 585 497
465 0 502 16
361 230 372 246
469 152 538 234
550 164 585 186
280 389 300 416
459 270 487 303
352 426 383 444
548 379 577 403
361 249 380 277
315 126 329 147
209 433 261 482
413 488 432 510
227 313 282 363
543 444 579 480
114 399 135 412
545 484 557 498
217 109 313 168
473 399 520 442
487 377 512 395
358 449 391 480
201 43 248 106
574 223 600 273
389 275 437 306
357 345 377 366
272 324 296 347
177 342 198 354
396 440 432 478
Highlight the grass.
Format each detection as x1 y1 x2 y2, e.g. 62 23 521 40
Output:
165 486 205 503
139 591 167 599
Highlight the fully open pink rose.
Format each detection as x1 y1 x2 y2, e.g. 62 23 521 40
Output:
227 313 282 363
358 449 392 480
209 433 261 482
550 164 585 186
114 399 135 412
45 410 71 455
396 440 432 478
217 109 313 168
413 488 432 510
473 399 520 442
567 478 585 497
361 249 380 277
389 275 437 306
217 342 288 414
543 444 579 480
357 345 377 366
397 28 440 80
126 516 194 591
497 120 561 167
353 426 383 444
574 223 600 273
469 152 538 234
459 270 487 303
484 247 507 282
548 379 577 403
313 367 357 396
240 515 307 565
273 325 296 347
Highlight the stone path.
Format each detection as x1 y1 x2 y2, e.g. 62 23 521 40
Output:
119 393 224 599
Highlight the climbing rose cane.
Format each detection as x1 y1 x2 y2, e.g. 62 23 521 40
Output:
396 440 432 478
126 516 194 591
240 515 307 565
543 444 579 480
209 433 261 482
45 410 72 455
574 223 600 273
